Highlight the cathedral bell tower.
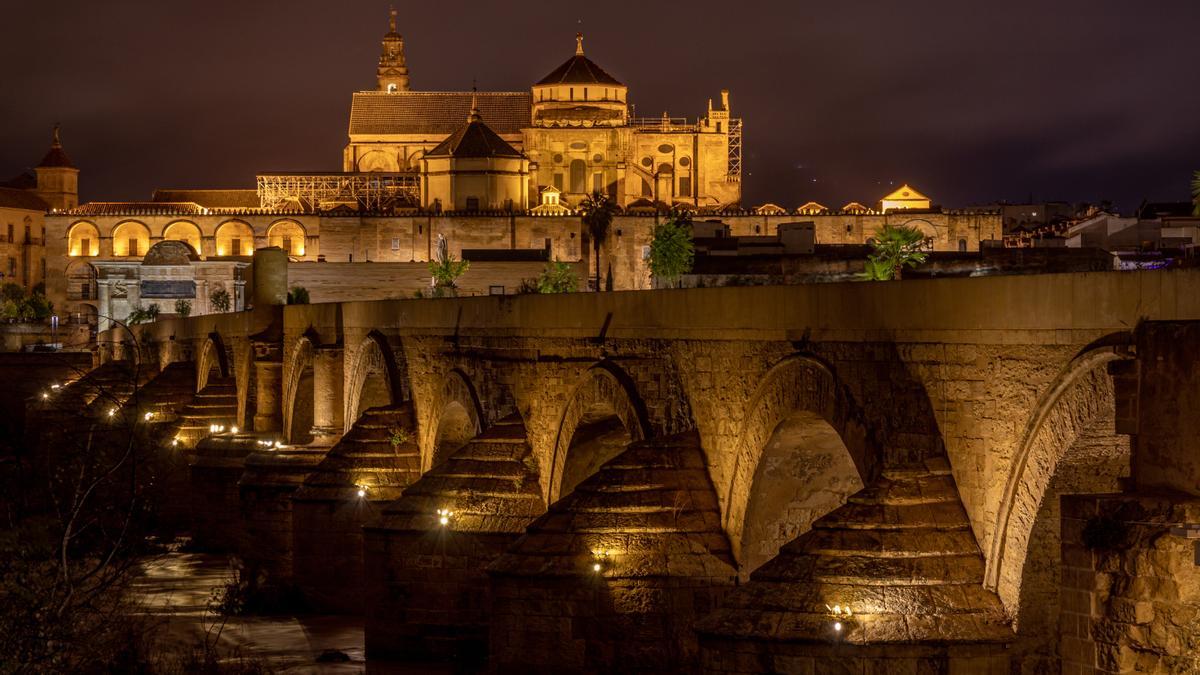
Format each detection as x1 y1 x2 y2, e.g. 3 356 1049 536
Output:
34 124 79 211
377 8 410 93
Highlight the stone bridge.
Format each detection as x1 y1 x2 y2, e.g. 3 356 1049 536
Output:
88 269 1200 673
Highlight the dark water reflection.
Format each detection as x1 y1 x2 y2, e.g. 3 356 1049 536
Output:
129 551 453 674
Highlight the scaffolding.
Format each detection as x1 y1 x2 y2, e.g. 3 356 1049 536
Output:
727 119 742 183
256 172 421 212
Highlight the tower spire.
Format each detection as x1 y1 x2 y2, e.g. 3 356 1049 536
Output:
51 123 62 148
377 8 410 92
576 32 584 56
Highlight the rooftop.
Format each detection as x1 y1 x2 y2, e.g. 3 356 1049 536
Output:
349 91 531 136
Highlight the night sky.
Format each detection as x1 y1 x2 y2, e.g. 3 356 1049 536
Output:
1 0 1196 211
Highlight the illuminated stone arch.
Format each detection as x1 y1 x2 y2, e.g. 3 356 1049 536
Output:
214 220 255 256
986 335 1133 612
344 331 407 432
65 259 97 300
357 150 399 172
282 333 319 444
267 219 307 257
722 354 875 568
162 220 202 252
196 332 230 393
545 362 652 505
111 220 151 257
67 221 100 257
424 368 484 471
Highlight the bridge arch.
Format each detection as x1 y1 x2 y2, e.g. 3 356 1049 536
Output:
425 368 484 471
546 361 652 505
986 335 1132 638
723 354 875 571
282 332 319 444
196 332 230 393
344 331 407 431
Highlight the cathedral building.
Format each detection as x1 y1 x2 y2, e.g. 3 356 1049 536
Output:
343 13 741 211
38 11 1002 334
0 126 75 292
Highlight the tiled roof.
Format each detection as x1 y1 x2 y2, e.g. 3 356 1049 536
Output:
0 187 48 212
38 145 74 169
535 55 623 86
67 202 209 216
348 91 531 136
426 115 523 159
1 172 37 190
152 189 261 209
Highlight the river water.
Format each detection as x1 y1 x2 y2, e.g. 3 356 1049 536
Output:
129 550 452 674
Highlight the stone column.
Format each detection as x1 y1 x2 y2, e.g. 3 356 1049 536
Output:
310 347 344 441
97 281 111 332
253 359 283 433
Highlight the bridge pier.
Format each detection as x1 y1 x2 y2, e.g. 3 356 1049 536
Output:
252 358 283 433
488 432 737 673
292 404 422 613
696 457 1012 674
363 414 545 664
188 433 259 551
309 346 344 444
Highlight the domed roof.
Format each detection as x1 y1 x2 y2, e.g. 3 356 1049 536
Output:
143 240 200 266
535 33 623 87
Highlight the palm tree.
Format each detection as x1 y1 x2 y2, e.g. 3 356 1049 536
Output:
863 224 931 281
579 191 619 292
1191 170 1200 217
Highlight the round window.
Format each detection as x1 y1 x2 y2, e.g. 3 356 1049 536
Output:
570 141 588 150
593 153 604 163
679 156 691 167
553 154 564 164
641 157 652 168
657 143 675 154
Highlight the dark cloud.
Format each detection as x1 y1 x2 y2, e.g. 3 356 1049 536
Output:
1 0 1196 210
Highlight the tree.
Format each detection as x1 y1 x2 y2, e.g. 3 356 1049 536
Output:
287 286 310 305
126 304 160 325
863 224 930 281
647 210 694 288
174 299 191 317
1191 170 1200 217
210 288 231 313
537 260 578 294
0 284 53 323
428 235 469 290
579 191 619 292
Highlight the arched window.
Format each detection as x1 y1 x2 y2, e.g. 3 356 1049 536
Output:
268 220 307 256
68 222 100 257
111 221 150 257
215 221 255 257
162 221 202 253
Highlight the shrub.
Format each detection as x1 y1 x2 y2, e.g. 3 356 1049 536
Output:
174 299 192 317
537 260 578 294
648 211 694 287
863 224 930 281
127 304 160 325
210 288 232 313
287 286 310 305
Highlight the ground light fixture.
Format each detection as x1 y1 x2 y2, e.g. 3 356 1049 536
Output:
356 485 368 498
144 411 153 421
230 425 239 434
436 508 453 526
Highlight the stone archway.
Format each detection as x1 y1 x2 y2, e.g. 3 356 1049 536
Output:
545 362 651 505
196 332 230 393
722 354 874 567
986 337 1133 670
425 368 484 471
282 334 318 444
344 331 406 432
